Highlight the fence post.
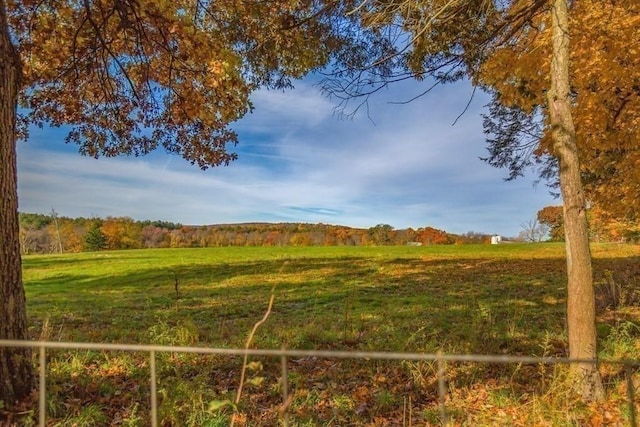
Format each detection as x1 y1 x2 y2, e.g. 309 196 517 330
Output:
436 350 448 426
39 345 46 427
150 350 158 427
625 362 637 427
280 351 290 426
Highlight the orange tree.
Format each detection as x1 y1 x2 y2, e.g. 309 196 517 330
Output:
481 0 640 220
0 0 356 406
319 0 625 399
479 2 637 399
537 206 564 241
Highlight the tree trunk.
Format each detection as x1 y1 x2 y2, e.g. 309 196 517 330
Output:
546 0 604 401
0 0 35 407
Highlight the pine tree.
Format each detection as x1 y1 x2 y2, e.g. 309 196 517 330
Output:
84 223 107 252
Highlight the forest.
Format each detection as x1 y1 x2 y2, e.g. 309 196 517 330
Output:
18 212 475 253
19 206 640 254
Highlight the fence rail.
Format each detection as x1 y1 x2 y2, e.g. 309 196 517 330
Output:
1 339 638 426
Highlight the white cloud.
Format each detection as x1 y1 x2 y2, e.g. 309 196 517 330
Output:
17 78 557 236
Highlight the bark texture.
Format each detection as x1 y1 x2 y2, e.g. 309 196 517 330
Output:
0 0 35 406
547 0 604 401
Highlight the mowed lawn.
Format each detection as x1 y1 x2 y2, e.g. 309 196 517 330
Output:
20 244 640 426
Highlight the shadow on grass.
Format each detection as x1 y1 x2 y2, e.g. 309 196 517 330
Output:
25 253 640 352
20 249 640 426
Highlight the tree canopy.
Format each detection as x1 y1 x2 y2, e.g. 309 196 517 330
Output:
537 205 564 241
7 0 351 166
320 0 640 224
480 0 640 219
1 0 356 405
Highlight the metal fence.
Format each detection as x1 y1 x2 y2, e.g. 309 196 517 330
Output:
1 339 639 426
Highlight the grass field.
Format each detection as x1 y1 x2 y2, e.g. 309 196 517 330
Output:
16 243 640 425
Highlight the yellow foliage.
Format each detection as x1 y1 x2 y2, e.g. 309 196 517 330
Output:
477 0 640 218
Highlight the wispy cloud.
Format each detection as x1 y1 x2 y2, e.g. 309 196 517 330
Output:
17 78 556 236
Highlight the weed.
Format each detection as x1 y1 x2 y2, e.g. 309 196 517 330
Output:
505 310 525 339
601 321 640 360
332 393 355 412
121 403 142 427
148 318 199 347
374 388 397 409
58 404 108 426
488 388 517 408
157 378 223 426
402 359 436 390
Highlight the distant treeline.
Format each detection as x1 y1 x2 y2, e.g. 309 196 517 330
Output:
18 212 495 254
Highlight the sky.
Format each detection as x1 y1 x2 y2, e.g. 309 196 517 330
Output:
16 77 558 237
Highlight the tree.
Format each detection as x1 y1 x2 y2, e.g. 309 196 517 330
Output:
18 214 51 254
1 0 351 405
290 233 311 247
416 226 451 245
100 217 142 250
0 1 33 405
537 206 564 241
141 225 169 249
546 1 603 397
480 1 638 397
478 2 638 396
519 218 548 242
84 222 107 252
368 224 395 246
322 0 604 399
588 206 640 243
58 222 85 253
480 1 640 220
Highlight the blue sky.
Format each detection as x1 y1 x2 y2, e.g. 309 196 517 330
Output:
16 77 557 237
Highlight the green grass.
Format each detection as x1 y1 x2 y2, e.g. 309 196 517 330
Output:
19 243 640 426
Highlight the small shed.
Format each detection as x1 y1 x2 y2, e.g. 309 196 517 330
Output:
491 235 502 245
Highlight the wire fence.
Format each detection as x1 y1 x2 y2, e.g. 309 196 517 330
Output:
1 339 639 426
